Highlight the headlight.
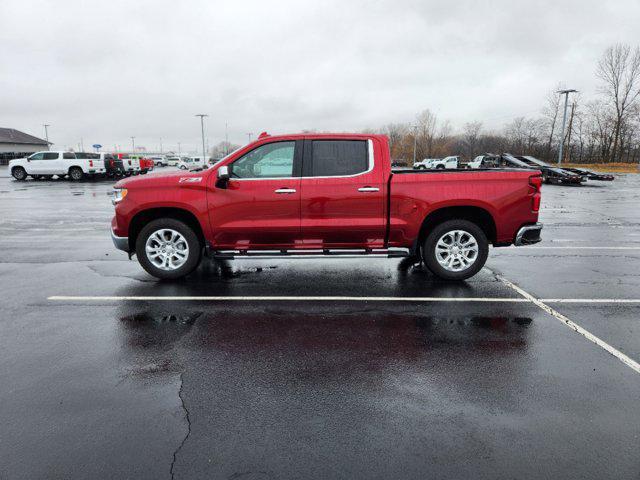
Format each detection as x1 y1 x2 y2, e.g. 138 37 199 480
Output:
112 188 128 205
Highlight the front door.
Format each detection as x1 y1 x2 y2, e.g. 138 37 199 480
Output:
207 140 302 249
26 152 47 174
299 139 385 248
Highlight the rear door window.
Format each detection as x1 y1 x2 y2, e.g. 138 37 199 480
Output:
309 140 368 177
63 152 76 159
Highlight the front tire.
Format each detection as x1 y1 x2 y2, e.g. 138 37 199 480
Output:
136 219 202 280
12 167 27 181
422 219 488 280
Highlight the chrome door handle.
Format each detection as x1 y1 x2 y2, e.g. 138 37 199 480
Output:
275 188 297 194
358 187 379 192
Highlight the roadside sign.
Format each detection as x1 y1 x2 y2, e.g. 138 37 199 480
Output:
92 144 102 149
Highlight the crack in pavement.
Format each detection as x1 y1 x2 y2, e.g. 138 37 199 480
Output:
170 371 192 480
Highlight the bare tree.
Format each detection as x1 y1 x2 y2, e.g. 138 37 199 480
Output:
462 121 482 158
415 109 438 158
542 86 562 157
596 43 640 161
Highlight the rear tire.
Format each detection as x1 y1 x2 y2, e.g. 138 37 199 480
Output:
436 164 445 170
136 218 202 280
422 219 488 281
12 167 27 181
69 167 84 181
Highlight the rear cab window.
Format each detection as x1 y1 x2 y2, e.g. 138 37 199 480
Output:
305 140 369 177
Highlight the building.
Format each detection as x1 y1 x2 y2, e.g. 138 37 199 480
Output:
0 128 50 165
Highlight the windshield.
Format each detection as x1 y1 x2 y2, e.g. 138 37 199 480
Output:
205 146 242 169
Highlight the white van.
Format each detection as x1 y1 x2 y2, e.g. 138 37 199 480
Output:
177 156 208 170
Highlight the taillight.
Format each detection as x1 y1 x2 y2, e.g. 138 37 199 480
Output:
89 160 93 167
529 175 542 212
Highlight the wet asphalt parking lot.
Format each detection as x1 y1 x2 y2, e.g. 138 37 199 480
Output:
1 166 639 479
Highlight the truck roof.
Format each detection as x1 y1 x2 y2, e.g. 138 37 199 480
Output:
252 132 387 142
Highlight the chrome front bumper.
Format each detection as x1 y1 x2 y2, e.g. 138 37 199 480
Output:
111 228 129 252
515 223 543 246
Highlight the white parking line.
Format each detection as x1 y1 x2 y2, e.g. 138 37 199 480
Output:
496 275 640 374
47 296 640 303
543 299 640 304
47 295 529 302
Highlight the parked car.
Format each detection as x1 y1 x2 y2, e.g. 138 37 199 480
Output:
115 154 141 176
465 154 501 169
166 156 180 166
177 156 207 170
10 151 106 181
141 157 154 174
128 155 153 174
150 155 169 167
110 133 542 281
516 156 614 182
101 153 125 177
413 156 459 170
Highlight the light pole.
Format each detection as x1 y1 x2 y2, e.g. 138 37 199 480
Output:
43 124 50 145
557 89 577 165
131 136 136 153
412 125 419 165
195 114 208 161
177 142 181 156
246 132 253 143
160 137 163 154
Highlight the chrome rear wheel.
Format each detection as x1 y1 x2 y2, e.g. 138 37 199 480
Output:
435 230 479 272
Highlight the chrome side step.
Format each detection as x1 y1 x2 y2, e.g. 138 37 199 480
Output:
211 247 411 260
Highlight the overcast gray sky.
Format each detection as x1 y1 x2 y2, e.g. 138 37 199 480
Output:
1 0 639 152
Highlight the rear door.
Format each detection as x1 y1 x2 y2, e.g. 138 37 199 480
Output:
208 140 303 249
299 139 385 248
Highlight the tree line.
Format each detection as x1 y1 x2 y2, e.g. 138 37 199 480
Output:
380 43 640 164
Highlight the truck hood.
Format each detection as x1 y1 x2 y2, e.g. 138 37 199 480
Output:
114 169 207 189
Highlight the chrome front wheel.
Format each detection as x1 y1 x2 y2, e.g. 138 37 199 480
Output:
145 228 190 271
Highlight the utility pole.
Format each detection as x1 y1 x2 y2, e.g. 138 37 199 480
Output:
177 142 181 156
160 137 163 154
43 124 50 145
246 132 253 143
412 125 418 165
131 136 135 153
195 114 208 162
80 137 84 151
557 89 577 165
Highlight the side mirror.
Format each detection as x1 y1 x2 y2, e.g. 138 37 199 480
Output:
216 165 230 188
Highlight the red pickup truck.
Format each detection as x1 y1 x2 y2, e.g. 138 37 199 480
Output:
111 133 542 281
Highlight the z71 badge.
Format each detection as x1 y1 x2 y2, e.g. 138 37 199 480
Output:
179 177 202 183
